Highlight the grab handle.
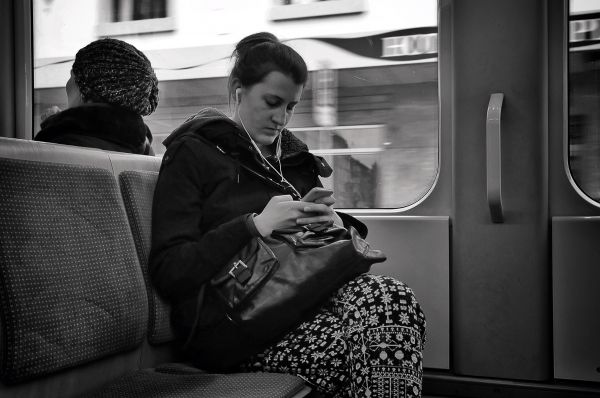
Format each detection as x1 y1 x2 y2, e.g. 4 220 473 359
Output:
486 93 504 223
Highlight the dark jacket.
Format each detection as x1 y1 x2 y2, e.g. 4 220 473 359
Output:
34 103 154 155
149 108 364 370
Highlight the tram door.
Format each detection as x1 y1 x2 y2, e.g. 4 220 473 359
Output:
360 0 600 384
448 0 550 380
357 0 551 378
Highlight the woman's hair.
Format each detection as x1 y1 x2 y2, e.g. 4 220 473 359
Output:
228 32 308 103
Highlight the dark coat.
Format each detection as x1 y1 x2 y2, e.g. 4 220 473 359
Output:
149 108 365 370
34 103 154 155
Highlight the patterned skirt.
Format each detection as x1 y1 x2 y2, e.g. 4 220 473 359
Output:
239 274 426 398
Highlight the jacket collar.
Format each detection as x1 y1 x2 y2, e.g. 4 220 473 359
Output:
36 103 152 152
164 107 332 177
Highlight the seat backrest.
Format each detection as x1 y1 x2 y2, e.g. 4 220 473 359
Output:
119 170 174 344
0 138 312 398
0 137 166 397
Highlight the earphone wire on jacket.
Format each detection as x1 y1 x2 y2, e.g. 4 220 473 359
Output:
238 110 301 199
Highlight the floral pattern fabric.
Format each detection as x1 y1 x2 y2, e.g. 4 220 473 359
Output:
240 274 426 398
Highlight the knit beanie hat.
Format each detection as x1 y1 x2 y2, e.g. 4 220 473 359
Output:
72 38 159 116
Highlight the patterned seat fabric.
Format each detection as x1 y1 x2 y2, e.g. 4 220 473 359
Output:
119 170 174 344
0 138 310 397
0 158 148 384
83 367 307 398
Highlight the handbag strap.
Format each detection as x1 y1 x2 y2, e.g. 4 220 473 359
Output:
272 225 348 248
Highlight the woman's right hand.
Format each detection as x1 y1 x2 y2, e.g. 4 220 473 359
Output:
253 195 312 237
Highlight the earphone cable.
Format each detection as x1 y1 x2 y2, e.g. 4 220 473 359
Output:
238 110 301 198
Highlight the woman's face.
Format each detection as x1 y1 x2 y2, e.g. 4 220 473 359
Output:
66 70 84 109
233 70 303 150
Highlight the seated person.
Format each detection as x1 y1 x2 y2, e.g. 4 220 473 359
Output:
35 38 159 155
150 32 426 398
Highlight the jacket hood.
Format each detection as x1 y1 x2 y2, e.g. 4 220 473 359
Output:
164 107 332 177
163 107 236 148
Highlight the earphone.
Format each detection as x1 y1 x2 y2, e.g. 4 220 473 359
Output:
235 88 241 104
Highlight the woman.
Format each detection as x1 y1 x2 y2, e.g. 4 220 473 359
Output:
35 38 158 155
150 32 426 398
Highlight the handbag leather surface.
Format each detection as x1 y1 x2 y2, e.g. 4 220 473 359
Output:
209 224 386 342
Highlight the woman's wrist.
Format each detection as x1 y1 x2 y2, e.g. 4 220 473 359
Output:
251 213 271 237
245 213 264 237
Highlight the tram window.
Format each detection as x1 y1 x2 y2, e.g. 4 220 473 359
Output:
569 0 600 202
33 0 438 209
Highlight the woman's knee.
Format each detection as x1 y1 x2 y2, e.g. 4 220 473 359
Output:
338 274 426 340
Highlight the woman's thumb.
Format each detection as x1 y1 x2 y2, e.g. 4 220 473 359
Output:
269 194 294 203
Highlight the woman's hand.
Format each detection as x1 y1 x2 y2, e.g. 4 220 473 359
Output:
254 195 314 237
254 194 344 237
296 202 343 229
301 187 334 205
298 187 343 228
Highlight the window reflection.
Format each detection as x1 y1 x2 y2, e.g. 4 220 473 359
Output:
112 0 167 22
569 0 600 200
33 0 438 209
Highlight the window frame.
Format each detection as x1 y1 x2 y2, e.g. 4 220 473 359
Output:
1 0 33 139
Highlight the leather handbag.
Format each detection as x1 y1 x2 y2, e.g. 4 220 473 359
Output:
208 224 386 342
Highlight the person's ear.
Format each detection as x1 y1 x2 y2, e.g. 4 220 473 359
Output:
231 78 242 105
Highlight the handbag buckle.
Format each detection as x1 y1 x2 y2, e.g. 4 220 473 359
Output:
228 260 252 284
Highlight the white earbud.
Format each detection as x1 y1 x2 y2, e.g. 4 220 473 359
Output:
235 88 241 104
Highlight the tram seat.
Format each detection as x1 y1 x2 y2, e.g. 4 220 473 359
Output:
0 137 312 398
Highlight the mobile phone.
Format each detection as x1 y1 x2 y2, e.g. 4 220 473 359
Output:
301 187 334 203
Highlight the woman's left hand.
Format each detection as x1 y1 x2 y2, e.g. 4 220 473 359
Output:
296 202 344 228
